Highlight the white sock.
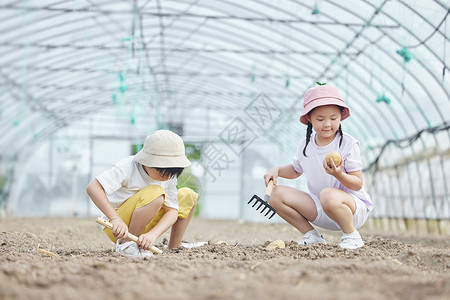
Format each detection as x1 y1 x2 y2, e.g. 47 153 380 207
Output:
342 229 360 238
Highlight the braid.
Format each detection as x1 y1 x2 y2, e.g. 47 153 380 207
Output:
303 123 313 157
338 124 343 147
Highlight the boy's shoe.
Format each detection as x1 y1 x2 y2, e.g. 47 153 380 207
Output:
115 240 153 258
116 240 140 257
162 241 208 250
138 248 154 258
180 241 208 248
298 230 327 245
339 230 364 249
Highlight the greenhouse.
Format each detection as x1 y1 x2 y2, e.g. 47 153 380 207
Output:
1 0 449 226
1 1 449 299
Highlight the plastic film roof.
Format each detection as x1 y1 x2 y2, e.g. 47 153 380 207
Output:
0 0 449 218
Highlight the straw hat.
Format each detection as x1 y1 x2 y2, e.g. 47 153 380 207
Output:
134 130 191 168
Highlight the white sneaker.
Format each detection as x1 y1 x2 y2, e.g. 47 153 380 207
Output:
138 248 154 258
115 240 153 258
339 231 364 249
116 240 140 257
180 241 208 248
298 230 326 245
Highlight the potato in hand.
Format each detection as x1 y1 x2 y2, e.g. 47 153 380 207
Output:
325 151 341 168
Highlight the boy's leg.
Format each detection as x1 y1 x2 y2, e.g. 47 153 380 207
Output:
103 185 165 243
125 195 164 242
319 187 356 234
106 186 198 247
168 187 198 249
269 185 318 234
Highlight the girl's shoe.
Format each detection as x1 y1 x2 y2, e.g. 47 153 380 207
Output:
339 231 364 249
298 231 327 245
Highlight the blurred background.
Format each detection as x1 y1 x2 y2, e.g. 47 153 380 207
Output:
0 0 449 232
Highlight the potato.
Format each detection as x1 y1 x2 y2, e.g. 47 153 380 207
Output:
326 151 341 168
266 240 286 251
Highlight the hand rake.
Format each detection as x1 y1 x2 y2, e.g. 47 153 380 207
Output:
247 179 277 219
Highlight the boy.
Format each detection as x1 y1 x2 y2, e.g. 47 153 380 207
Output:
86 130 198 258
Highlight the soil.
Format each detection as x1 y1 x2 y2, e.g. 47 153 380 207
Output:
0 217 449 300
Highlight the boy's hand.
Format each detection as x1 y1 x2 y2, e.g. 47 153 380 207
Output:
110 217 128 240
323 156 344 176
137 232 158 250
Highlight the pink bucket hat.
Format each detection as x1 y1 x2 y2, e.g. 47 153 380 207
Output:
299 85 350 125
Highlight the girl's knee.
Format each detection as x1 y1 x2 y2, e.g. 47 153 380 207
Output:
268 185 283 207
319 188 340 210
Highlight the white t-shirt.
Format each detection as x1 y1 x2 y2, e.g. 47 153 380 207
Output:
96 156 179 211
292 132 373 211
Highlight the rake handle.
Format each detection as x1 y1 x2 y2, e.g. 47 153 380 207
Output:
265 179 274 196
96 217 163 254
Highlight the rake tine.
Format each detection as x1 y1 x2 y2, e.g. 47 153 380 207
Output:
266 207 276 216
247 199 253 204
252 200 259 207
268 210 276 219
260 205 268 214
256 202 264 210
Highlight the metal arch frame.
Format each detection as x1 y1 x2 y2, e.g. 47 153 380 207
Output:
357 0 450 218
0 35 400 165
361 0 450 117
242 0 447 170
0 2 386 143
295 0 448 137
295 0 443 129
0 0 448 220
247 1 412 142
161 0 448 141
0 1 446 151
0 40 428 148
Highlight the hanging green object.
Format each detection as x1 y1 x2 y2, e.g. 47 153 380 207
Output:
396 47 412 63
251 63 256 82
285 77 290 88
376 94 391 104
119 84 128 94
112 93 118 104
130 116 136 125
312 4 319 15
316 81 326 86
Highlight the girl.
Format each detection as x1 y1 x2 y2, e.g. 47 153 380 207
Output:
264 84 373 249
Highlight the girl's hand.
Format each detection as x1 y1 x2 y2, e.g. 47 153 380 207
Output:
264 167 279 186
323 156 344 177
138 232 158 250
110 217 128 239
